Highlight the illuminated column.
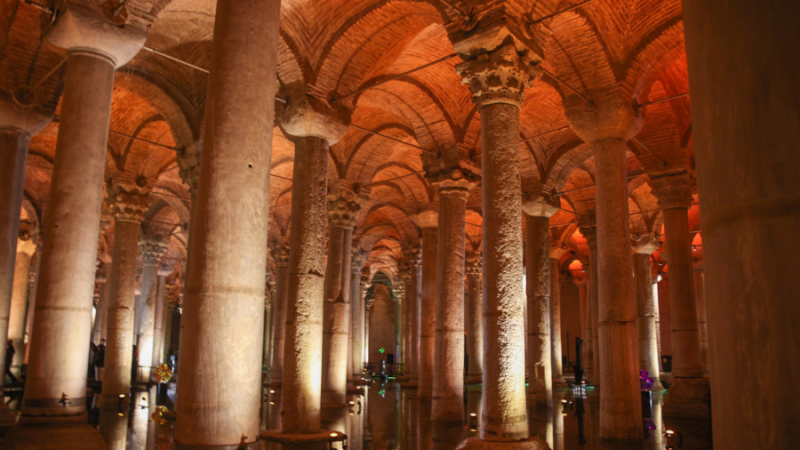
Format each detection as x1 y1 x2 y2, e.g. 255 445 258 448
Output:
426 146 477 424
632 233 663 390
565 89 644 439
92 262 109 345
173 0 281 447
398 259 412 379
7 238 36 379
22 4 146 418
270 244 289 385
550 251 568 388
136 239 168 382
350 252 365 381
100 190 149 450
361 267 372 369
465 250 483 384
580 226 600 386
412 210 438 399
455 42 544 447
322 187 360 409
0 93 49 422
522 197 557 411
267 83 350 444
151 262 173 368
650 172 709 417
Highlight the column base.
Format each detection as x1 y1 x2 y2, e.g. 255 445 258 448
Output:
174 441 260 450
261 430 345 446
457 436 549 450
3 414 106 450
663 377 710 419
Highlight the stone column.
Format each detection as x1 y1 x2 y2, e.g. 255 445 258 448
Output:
0 94 50 422
100 191 148 450
577 228 595 385
565 89 644 439
7 238 36 378
682 6 800 445
404 247 421 385
361 267 372 369
413 211 438 400
398 259 412 379
455 42 544 447
693 261 709 375
632 233 663 390
23 7 146 416
322 188 360 409
650 172 709 416
151 264 172 368
173 0 281 447
350 252 365 381
550 253 568 388
270 244 289 385
465 251 483 385
136 239 167 382
522 200 557 410
586 233 600 386
268 84 350 443
92 262 109 345
425 146 477 425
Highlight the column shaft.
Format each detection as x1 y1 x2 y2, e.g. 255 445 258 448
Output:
8 242 35 377
432 189 467 423
693 269 709 374
479 102 529 441
411 263 421 382
465 263 482 382
151 275 167 367
350 261 363 380
417 227 438 399
24 51 116 416
525 216 552 409
281 136 329 434
136 259 158 382
663 208 704 379
271 257 289 384
633 253 662 389
173 0 280 446
322 224 353 408
593 138 642 439
581 261 594 384
92 273 108 345
550 258 567 387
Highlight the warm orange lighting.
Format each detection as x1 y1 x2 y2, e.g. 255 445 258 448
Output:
666 430 675 436
269 389 275 394
330 433 338 438
119 394 126 398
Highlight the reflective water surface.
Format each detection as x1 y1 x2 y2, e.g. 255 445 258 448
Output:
4 379 712 449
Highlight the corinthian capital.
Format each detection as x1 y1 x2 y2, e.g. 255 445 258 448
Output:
423 144 479 196
648 170 694 210
110 191 149 224
272 243 290 268
455 43 543 109
466 250 482 278
139 239 168 264
327 185 363 229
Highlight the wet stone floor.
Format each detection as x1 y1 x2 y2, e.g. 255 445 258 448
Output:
4 379 713 450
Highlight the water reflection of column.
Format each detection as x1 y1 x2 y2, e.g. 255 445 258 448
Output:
553 391 565 450
130 389 150 450
417 398 433 450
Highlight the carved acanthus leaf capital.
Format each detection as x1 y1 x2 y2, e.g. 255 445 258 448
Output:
648 171 694 210
360 265 372 290
327 186 364 229
455 43 543 109
423 144 479 195
272 244 290 268
466 251 482 277
139 239 168 264
110 190 149 224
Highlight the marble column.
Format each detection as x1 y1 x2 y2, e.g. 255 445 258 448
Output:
151 266 171 368
270 244 289 385
413 211 438 400
173 0 280 447
523 207 554 410
404 246 421 385
586 233 600 386
631 233 663 390
100 191 149 450
269 85 350 443
577 228 596 385
23 8 146 416
455 42 544 447
682 4 800 445
322 188 360 409
7 238 36 378
364 295 374 370
398 259 412 379
429 167 475 425
136 239 167 382
361 267 372 370
465 251 483 385
693 262 709 375
550 255 567 388
650 172 709 416
565 89 644 439
350 252 365 382
92 262 109 345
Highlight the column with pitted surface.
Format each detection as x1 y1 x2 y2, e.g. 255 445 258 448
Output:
453 31 547 447
465 250 483 385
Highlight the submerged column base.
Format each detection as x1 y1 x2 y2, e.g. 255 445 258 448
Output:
458 437 549 450
663 377 711 419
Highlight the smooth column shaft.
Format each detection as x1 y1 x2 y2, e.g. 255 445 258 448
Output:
281 136 329 434
525 215 552 409
418 227 438 399
136 260 157 382
8 242 35 376
633 253 661 389
174 0 280 446
663 208 704 379
322 225 352 407
350 264 363 380
593 138 642 439
271 261 289 384
479 102 528 441
151 275 167 367
432 190 467 424
24 52 115 416
465 270 482 381
550 259 566 387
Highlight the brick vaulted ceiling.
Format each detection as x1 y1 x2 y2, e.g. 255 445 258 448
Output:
2 0 695 280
